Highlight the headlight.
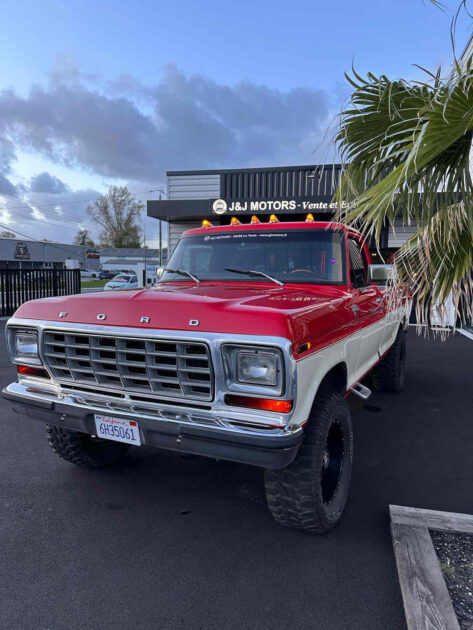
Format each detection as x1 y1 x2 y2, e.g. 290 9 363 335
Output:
8 329 41 365
237 352 278 386
222 344 284 395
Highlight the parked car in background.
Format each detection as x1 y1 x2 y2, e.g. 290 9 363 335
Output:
104 274 138 291
80 269 98 279
99 270 116 280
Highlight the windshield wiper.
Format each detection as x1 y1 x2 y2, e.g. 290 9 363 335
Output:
225 268 283 286
165 268 200 283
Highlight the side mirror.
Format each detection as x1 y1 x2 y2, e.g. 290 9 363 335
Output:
368 264 393 285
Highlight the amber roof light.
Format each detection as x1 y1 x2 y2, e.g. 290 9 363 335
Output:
269 214 279 223
202 219 212 228
250 215 260 224
230 217 241 225
306 213 315 222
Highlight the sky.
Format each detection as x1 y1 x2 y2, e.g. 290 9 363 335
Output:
0 0 471 247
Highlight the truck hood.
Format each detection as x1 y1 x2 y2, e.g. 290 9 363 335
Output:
12 282 353 343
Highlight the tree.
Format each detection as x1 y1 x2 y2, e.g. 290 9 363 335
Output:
87 186 143 248
0 230 16 239
73 229 95 247
335 3 473 328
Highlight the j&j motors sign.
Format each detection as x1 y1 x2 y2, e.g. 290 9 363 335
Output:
211 199 354 214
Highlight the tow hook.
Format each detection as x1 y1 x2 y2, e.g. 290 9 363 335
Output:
351 382 372 400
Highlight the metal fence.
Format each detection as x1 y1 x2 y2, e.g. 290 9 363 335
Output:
0 269 81 317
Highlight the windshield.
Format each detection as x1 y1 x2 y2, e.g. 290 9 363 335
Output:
160 230 346 284
112 275 131 282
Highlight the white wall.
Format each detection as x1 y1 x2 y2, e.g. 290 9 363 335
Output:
168 174 220 200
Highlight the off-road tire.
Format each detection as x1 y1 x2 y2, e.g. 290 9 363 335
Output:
372 328 406 393
46 425 130 468
265 389 353 534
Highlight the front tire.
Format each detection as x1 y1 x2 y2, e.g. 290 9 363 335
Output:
265 388 353 533
372 328 406 393
46 426 129 468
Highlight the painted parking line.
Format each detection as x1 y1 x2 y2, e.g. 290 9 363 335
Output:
458 328 473 341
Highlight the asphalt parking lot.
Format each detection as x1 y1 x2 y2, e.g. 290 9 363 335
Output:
1 326 473 630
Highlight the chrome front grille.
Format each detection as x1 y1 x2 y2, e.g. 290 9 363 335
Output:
42 331 214 401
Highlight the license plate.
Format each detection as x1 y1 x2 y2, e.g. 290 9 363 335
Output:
94 415 141 446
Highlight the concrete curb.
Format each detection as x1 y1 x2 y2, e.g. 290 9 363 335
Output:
390 505 473 630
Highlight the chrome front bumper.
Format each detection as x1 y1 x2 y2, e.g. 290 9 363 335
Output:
3 381 303 469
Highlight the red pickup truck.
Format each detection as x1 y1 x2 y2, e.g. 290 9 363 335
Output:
3 218 410 533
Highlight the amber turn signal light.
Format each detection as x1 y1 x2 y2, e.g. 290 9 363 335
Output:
202 219 213 228
305 213 315 222
298 341 312 354
225 394 293 413
230 217 241 225
269 214 279 223
250 215 260 224
17 365 49 378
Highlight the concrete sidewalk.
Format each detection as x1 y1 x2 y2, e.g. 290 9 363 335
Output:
1 328 472 629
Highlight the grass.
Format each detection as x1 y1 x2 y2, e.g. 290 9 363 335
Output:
440 561 456 578
81 279 107 288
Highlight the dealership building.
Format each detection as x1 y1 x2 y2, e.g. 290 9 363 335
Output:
147 164 416 256
0 238 100 271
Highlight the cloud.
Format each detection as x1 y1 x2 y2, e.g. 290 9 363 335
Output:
29 172 69 194
0 63 337 243
0 135 19 197
2 189 100 242
0 174 18 196
0 64 333 184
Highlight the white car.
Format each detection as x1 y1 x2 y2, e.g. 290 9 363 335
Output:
80 269 98 279
104 274 139 291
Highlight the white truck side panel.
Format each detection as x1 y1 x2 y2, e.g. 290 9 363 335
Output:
291 306 406 426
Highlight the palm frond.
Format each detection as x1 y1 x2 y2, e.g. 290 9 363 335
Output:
335 61 473 329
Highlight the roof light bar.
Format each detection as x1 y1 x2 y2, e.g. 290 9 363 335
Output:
250 215 260 224
202 219 213 228
269 214 279 223
230 217 241 225
306 213 315 222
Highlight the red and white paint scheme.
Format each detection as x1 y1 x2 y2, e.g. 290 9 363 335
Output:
3 220 411 533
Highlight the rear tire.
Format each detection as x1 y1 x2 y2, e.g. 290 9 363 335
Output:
265 388 353 533
46 425 129 468
372 328 406 393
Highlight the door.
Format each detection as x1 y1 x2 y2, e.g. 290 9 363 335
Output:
348 238 385 382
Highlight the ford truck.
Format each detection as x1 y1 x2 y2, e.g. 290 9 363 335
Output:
3 218 410 533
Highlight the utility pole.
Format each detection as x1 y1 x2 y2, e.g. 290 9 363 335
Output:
158 189 162 267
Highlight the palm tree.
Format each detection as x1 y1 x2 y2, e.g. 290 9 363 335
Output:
335 3 473 329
